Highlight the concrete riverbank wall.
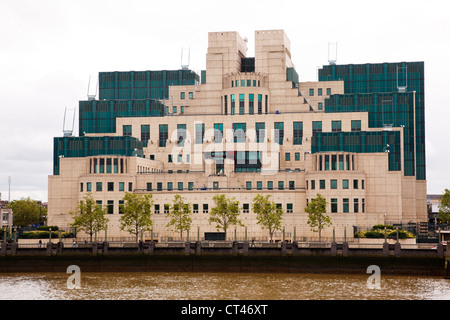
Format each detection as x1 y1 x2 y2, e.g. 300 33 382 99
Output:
0 241 448 276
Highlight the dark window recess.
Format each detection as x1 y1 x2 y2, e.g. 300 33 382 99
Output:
241 57 255 73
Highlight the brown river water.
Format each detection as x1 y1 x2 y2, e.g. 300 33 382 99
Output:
0 271 449 300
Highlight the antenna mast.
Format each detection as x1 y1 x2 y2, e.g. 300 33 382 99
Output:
63 107 76 137
181 47 190 70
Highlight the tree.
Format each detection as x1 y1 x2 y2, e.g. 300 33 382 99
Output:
119 192 154 242
209 194 243 240
305 193 332 242
166 194 192 241
438 188 450 223
69 193 109 242
252 194 283 242
7 197 47 227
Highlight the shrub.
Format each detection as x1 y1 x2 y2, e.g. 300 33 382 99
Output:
37 226 59 231
20 230 73 239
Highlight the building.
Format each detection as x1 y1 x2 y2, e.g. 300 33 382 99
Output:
48 30 427 241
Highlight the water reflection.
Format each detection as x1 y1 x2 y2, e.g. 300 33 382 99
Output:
0 272 449 300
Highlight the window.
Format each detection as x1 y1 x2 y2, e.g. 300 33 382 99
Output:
172 106 177 114
107 182 114 191
224 95 228 115
312 121 322 134
362 199 365 213
293 121 303 145
180 106 184 114
331 198 338 213
247 80 251 87
193 204 199 214
326 88 331 95
319 180 325 189
249 94 254 115
195 123 205 144
177 124 186 146
87 182 92 192
157 182 162 191
159 124 168 147
332 121 342 132
96 182 102 192
243 203 250 213
362 180 365 189
295 152 300 161
119 200 124 214
267 181 273 190
240 80 245 87
318 102 323 110
168 154 173 163
342 179 349 189
354 198 359 213
353 179 359 189
188 92 193 99
140 125 150 142
178 182 183 191
246 181 252 190
311 180 315 190
274 122 284 145
256 122 265 143
309 88 314 96
146 183 152 191
287 203 293 213
180 92 185 99
343 198 349 213
154 204 160 214
331 179 337 189
213 181 219 190
257 181 262 190
107 200 114 214
258 94 262 114
167 182 173 191
123 125 132 137
231 94 236 115
203 204 209 214
128 182 133 192
239 94 245 115
233 123 246 143
285 153 290 161
278 181 284 190
188 182 194 190
351 120 361 132
213 123 223 143
289 181 295 190
164 204 170 214
80 183 83 192
318 88 323 96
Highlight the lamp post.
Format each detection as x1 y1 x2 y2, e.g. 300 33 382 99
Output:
49 227 52 243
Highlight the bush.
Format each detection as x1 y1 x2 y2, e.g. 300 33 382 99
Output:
355 225 414 239
372 224 394 230
37 226 59 231
20 230 73 239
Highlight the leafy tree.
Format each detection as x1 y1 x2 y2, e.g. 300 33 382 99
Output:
7 197 47 227
166 194 192 241
119 192 154 242
438 188 450 223
69 193 109 242
252 194 283 242
208 194 243 240
305 193 332 242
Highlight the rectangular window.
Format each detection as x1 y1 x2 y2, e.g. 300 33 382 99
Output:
188 92 193 99
195 123 205 144
180 106 184 114
332 121 342 132
293 121 303 145
213 181 219 190
274 122 284 145
239 94 245 115
107 182 114 191
157 182 162 191
224 95 228 115
265 95 268 114
87 182 92 192
119 200 124 214
188 182 194 190
180 92 185 99
243 203 250 213
106 158 112 173
141 125 150 142
311 180 315 190
309 88 314 96
342 179 349 189
353 179 359 189
331 155 337 170
231 94 236 115
312 121 322 135
123 125 132 137
351 120 361 132
331 179 337 189
167 182 173 191
343 198 349 213
164 204 170 214
178 182 183 191
203 204 209 214
278 181 284 190
257 181 262 190
318 88 323 96
128 182 133 192
172 106 177 114
327 88 331 95
295 152 300 161
80 183 83 192
154 204 160 214
159 124 168 147
107 200 114 214
331 198 338 213
339 155 344 170
289 181 295 190
168 154 173 163
177 124 186 146
256 122 265 143
214 123 223 143
146 183 152 191
233 123 246 143
193 204 199 214
96 182 102 192
287 203 293 214
258 94 262 114
285 153 290 161
240 80 245 87
325 155 330 170
249 94 254 115
354 198 359 213
247 80 251 87
362 199 365 213
318 102 323 110
319 180 325 189
267 181 273 190
246 181 252 190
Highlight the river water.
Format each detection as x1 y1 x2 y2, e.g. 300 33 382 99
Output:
0 272 449 300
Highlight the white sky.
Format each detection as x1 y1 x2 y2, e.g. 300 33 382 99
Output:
0 0 449 202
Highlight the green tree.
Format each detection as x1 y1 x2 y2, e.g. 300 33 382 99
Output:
7 197 47 227
209 194 243 240
166 194 192 240
438 188 450 223
305 193 332 242
69 193 109 242
119 192 154 242
252 194 283 242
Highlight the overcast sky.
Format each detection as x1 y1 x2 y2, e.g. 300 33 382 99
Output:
0 0 449 202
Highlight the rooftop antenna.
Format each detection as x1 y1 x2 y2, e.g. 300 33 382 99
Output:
63 107 76 137
397 65 407 93
328 42 337 65
87 75 98 101
181 47 190 70
382 99 394 131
